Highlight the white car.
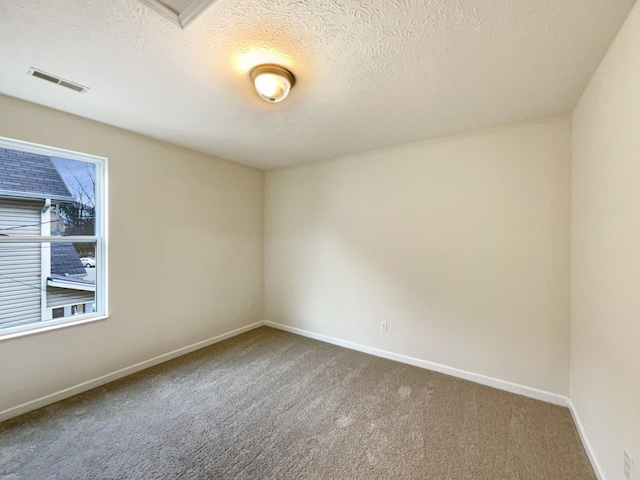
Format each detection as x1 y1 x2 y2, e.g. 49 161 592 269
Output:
80 257 96 268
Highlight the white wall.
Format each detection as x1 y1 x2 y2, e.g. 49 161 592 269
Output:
0 94 264 413
571 1 640 478
265 116 571 395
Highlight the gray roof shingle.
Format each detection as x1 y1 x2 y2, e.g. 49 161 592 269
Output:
0 148 75 201
51 243 87 277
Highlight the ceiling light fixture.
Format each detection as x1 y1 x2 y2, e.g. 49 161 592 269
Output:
250 64 295 103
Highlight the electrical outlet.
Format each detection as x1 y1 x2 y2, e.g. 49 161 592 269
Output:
624 449 633 480
380 321 387 332
249 300 254 310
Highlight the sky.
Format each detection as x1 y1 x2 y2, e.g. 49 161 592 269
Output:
52 157 95 207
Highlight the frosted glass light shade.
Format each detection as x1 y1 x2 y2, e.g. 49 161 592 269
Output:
250 65 295 103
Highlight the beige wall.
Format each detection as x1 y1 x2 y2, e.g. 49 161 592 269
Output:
0 94 264 413
265 116 571 395
571 2 640 479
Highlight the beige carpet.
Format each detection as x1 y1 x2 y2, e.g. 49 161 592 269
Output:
0 326 595 479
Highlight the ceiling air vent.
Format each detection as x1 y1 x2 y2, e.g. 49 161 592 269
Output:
27 68 89 94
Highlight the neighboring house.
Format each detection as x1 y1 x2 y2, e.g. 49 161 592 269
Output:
0 147 95 329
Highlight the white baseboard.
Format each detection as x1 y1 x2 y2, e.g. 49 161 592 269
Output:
0 321 265 423
264 321 569 407
567 400 605 480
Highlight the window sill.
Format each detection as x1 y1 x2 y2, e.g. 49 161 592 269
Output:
0 315 108 342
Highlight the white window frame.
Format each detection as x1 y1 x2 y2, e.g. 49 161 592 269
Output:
0 136 108 340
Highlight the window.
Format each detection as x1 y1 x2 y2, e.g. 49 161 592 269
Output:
0 136 107 339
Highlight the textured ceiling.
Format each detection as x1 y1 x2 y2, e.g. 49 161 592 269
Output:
0 0 636 169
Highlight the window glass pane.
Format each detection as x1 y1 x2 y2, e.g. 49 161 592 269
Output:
0 149 95 236
0 241 97 331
